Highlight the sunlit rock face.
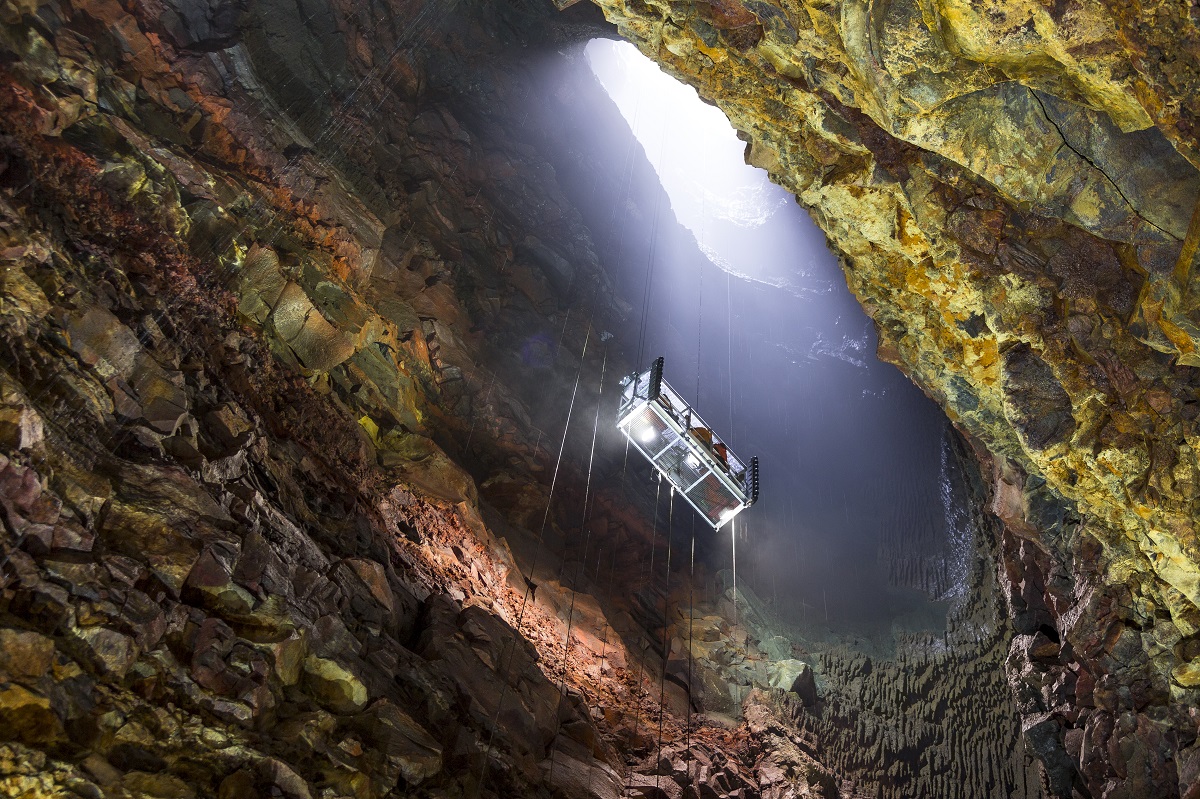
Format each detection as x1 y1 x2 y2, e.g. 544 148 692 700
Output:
0 0 649 795
4 0 1200 797
591 0 1200 795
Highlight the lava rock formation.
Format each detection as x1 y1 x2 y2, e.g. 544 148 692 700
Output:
1 0 1199 798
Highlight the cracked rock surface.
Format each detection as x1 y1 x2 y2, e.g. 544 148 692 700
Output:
3 0 1200 797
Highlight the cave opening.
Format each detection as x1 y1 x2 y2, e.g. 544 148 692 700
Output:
6 0 1198 794
578 39 972 646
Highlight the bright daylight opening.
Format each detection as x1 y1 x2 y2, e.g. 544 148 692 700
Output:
585 39 831 298
586 41 783 233
586 39 973 647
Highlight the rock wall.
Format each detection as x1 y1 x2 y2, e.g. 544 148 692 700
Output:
664 432 1046 799
2 0 1190 796
590 0 1200 794
793 433 1043 799
0 0 655 795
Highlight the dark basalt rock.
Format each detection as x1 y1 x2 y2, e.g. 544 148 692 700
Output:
1002 344 1076 452
4 0 1200 795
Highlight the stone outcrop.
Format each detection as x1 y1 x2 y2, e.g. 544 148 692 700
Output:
4 0 1200 796
0 0 650 795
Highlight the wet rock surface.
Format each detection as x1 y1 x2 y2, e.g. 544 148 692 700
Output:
0 0 648 795
2 0 1197 797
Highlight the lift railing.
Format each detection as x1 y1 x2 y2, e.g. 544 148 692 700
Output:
617 357 759 530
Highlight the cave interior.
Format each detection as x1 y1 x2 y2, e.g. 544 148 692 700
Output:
1 0 1200 798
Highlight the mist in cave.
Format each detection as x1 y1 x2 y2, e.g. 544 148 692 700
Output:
575 40 973 644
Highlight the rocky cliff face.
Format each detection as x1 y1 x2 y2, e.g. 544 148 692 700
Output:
0 0 653 795
592 0 1200 795
2 0 1198 797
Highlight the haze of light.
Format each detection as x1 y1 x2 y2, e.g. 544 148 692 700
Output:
581 38 967 638
584 39 787 236
584 39 834 299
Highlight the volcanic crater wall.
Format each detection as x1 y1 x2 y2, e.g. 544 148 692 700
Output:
0 1 855 797
0 0 1196 798
0 0 663 796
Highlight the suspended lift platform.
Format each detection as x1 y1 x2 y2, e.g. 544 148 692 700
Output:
617 357 759 530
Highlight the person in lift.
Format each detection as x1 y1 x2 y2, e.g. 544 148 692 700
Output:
690 426 730 470
713 440 729 468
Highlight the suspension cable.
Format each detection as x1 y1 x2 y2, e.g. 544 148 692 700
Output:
625 474 662 794
727 270 734 444
634 109 672 373
546 340 609 788
695 256 704 405
731 517 738 632
687 514 696 770
654 487 674 794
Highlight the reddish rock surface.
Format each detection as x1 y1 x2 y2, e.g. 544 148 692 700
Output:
0 0 1188 797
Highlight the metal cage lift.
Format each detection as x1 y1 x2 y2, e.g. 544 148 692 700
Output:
617 357 759 530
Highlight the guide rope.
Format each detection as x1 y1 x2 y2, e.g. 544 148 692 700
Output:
475 321 592 797
463 368 497 452
546 340 609 789
579 541 615 799
517 321 590 624
485 141 616 794
687 514 696 764
654 487 674 794
624 474 662 794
